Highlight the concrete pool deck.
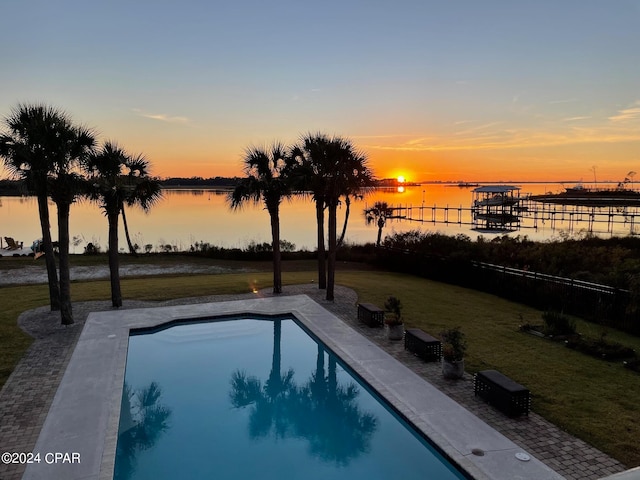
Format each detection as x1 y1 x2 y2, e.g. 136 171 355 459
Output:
0 284 627 480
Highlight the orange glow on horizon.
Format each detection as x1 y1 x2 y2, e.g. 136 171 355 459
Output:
137 133 639 184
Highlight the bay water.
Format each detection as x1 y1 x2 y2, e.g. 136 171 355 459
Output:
0 183 626 254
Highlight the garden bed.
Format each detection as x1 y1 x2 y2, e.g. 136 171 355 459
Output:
565 335 636 361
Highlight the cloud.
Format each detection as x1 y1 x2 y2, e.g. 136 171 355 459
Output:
453 122 503 136
609 101 640 123
360 123 640 154
563 116 591 122
549 98 578 105
132 108 189 124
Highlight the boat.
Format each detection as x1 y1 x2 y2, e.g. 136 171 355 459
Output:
530 186 640 206
472 185 521 207
471 185 522 232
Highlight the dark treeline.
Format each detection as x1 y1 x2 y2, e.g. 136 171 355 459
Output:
159 176 241 188
0 177 242 194
379 231 640 289
0 179 28 195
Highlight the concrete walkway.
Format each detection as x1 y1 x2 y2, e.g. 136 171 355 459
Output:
0 284 627 480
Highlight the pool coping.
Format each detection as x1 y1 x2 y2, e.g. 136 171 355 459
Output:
23 294 564 480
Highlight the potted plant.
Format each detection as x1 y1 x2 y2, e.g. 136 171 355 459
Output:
440 327 467 379
384 296 404 340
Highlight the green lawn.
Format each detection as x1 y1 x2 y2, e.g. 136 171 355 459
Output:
1 264 639 467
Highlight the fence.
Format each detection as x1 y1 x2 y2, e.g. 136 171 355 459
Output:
375 247 638 334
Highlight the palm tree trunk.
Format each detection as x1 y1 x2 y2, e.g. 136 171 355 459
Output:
337 195 350 248
36 191 60 311
121 204 138 257
268 319 282 391
315 200 327 289
326 201 338 301
270 206 282 294
56 202 73 325
328 355 337 398
108 209 122 307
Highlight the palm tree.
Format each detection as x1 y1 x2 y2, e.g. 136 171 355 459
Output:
327 140 373 300
293 134 373 300
321 137 373 301
86 142 162 307
228 143 295 294
364 201 394 246
0 103 64 311
47 122 96 324
290 135 330 290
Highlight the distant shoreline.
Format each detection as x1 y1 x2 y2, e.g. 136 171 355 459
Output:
0 179 623 197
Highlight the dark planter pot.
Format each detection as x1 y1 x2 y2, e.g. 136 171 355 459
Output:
442 358 465 379
388 324 404 341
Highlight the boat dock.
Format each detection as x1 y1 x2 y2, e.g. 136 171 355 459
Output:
382 186 640 236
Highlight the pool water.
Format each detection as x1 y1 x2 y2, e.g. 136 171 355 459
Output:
114 317 468 480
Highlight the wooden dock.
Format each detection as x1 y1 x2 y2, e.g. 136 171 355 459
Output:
385 199 640 235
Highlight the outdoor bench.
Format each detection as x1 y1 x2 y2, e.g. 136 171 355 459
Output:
474 369 530 417
404 328 442 361
357 303 384 327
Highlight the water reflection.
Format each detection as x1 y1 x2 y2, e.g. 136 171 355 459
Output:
115 381 173 480
229 320 377 465
286 345 377 465
4 183 616 254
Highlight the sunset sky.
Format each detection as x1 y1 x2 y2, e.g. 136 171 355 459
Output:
1 0 639 182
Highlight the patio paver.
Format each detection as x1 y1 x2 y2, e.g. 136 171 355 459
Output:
0 284 628 480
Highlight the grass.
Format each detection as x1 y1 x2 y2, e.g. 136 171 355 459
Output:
1 261 639 467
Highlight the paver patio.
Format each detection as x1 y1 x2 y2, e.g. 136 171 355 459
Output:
0 284 627 480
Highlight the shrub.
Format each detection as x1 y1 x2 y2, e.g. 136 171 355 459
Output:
440 327 467 361
566 332 636 360
84 242 100 255
383 296 403 325
542 311 577 336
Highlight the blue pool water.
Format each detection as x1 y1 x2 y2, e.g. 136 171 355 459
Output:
114 316 468 480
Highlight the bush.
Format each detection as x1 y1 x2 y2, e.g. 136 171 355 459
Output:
383 296 403 325
542 311 577 336
440 327 467 361
565 332 636 360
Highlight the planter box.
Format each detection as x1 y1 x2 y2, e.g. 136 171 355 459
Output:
474 369 530 417
357 303 384 327
405 328 442 361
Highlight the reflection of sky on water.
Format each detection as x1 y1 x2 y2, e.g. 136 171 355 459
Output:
2 183 636 251
117 318 466 480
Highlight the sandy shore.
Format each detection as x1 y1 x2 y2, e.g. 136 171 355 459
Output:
0 263 252 286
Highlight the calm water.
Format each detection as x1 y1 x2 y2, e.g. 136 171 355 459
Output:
0 183 633 253
115 317 467 480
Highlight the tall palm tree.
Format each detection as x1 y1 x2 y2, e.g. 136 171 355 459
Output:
47 122 96 324
293 134 373 300
0 103 64 311
290 135 330 290
228 143 295 294
86 142 162 307
364 201 395 246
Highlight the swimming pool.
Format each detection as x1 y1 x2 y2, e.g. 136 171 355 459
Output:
24 294 563 480
115 316 468 479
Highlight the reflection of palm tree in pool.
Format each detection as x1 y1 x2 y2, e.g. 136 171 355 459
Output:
115 381 172 480
229 323 377 465
288 345 378 465
229 319 295 438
